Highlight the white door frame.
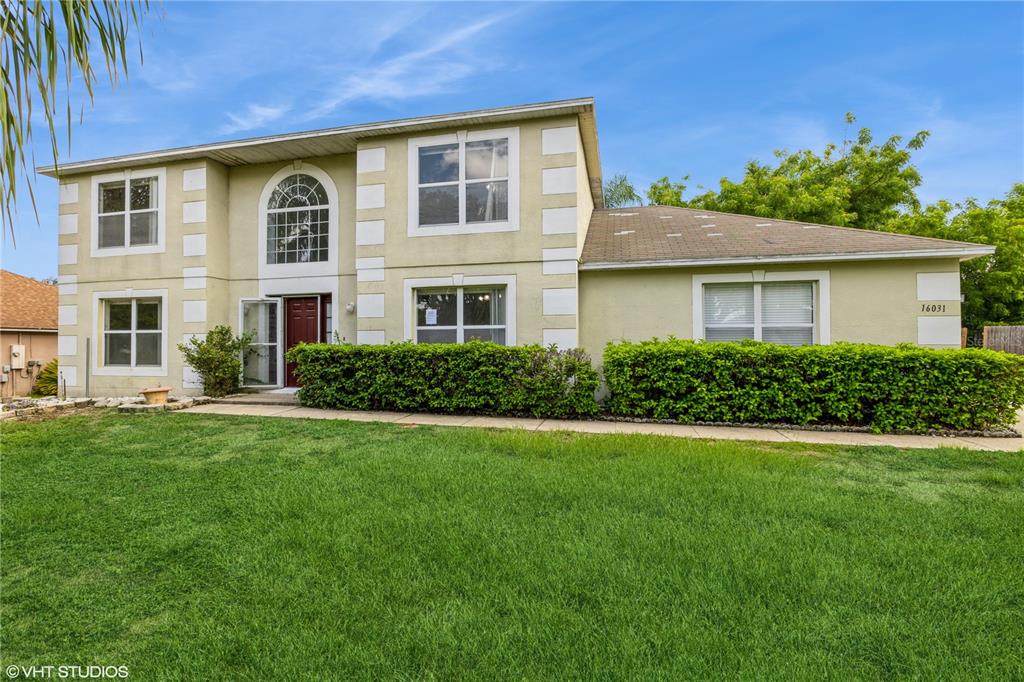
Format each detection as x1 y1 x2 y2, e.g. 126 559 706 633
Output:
239 297 284 388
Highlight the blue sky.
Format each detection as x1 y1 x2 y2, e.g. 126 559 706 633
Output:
4 1 1022 279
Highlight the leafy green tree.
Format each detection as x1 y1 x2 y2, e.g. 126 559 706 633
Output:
2 0 151 237
887 185 1024 331
651 114 928 228
646 176 688 206
636 113 1024 330
603 173 642 208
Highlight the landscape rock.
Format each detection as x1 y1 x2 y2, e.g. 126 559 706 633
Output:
1 394 201 415
167 397 195 410
118 403 165 413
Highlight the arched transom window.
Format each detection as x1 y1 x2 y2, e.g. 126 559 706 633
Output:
266 174 329 264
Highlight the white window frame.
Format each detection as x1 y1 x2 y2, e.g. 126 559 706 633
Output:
239 297 284 388
265 174 332 266
403 275 517 343
413 286 508 344
103 299 163 368
407 127 520 237
91 289 168 377
90 167 167 257
257 164 340 283
692 271 830 344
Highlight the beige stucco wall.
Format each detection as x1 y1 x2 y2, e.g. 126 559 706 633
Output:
1 330 57 397
55 159 229 396
58 159 213 282
576 125 595 253
353 114 587 348
53 113 598 395
204 160 232 331
579 258 964 363
356 114 580 266
355 261 573 345
60 278 221 397
223 153 359 343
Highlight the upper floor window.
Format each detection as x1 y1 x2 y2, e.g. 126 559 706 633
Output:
90 168 166 257
408 128 520 237
98 176 158 248
266 174 330 264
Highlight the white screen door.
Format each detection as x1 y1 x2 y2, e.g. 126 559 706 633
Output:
241 299 281 386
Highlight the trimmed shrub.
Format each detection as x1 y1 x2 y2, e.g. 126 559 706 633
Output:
177 325 252 398
32 358 59 397
603 339 1024 432
287 341 600 418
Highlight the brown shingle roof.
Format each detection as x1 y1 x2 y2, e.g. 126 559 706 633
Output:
580 206 994 268
0 270 58 331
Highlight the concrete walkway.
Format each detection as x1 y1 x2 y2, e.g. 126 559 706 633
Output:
178 403 1024 452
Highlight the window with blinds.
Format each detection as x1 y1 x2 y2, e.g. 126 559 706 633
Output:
761 282 814 345
703 281 815 345
703 284 755 341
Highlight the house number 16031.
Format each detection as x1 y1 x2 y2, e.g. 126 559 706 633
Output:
921 304 947 313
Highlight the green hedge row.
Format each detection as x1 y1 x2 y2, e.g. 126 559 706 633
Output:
287 341 600 418
603 340 1024 432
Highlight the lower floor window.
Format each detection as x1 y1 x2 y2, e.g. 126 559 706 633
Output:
415 286 506 344
703 281 815 345
103 298 162 366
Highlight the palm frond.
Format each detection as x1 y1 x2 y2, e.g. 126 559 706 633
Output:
0 0 152 241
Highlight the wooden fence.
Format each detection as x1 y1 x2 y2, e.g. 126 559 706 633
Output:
983 326 1024 355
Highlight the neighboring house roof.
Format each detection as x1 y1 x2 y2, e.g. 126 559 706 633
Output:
580 206 995 269
37 97 604 207
0 270 58 331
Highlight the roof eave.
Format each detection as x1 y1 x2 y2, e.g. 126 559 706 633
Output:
36 97 598 178
579 246 996 271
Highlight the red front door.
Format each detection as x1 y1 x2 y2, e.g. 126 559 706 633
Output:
285 297 320 387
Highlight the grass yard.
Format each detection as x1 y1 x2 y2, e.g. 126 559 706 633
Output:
2 412 1022 680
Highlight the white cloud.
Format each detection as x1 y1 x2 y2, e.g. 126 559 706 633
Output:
305 14 509 121
210 11 514 134
220 103 291 135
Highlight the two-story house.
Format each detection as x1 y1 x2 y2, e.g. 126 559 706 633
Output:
42 98 994 397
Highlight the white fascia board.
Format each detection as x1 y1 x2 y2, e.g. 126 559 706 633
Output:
579 247 996 271
37 98 595 176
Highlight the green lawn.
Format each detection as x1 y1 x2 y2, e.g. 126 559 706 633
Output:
2 413 1022 680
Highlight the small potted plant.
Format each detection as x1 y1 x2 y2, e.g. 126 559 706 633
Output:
139 386 173 405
